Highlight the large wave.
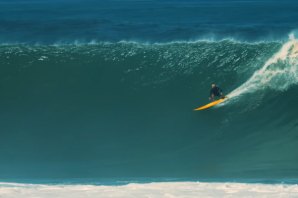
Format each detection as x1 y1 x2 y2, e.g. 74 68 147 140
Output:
0 37 297 182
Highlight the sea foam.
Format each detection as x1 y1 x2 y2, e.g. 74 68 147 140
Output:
0 182 298 198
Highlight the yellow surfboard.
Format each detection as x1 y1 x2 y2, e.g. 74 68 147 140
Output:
194 98 227 111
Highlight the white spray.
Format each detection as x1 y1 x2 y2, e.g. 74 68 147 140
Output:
227 34 298 99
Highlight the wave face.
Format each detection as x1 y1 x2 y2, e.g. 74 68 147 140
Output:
0 37 298 182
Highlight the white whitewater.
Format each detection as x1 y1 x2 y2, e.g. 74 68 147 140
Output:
0 182 298 198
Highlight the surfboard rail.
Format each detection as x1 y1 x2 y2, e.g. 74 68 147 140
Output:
194 97 227 111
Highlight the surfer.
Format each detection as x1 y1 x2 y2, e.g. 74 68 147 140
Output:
209 83 224 101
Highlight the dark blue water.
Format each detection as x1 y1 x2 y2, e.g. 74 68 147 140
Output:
1 0 298 43
0 0 298 184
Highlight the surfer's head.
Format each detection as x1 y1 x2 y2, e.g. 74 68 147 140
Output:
211 83 216 88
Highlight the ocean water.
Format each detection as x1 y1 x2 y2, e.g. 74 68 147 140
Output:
1 0 298 197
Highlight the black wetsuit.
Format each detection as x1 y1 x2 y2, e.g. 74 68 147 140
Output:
210 86 222 98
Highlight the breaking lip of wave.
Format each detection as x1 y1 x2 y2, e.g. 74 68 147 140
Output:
1 182 298 198
0 27 294 45
0 36 286 47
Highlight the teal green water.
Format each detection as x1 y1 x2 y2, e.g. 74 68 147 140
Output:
0 40 298 182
